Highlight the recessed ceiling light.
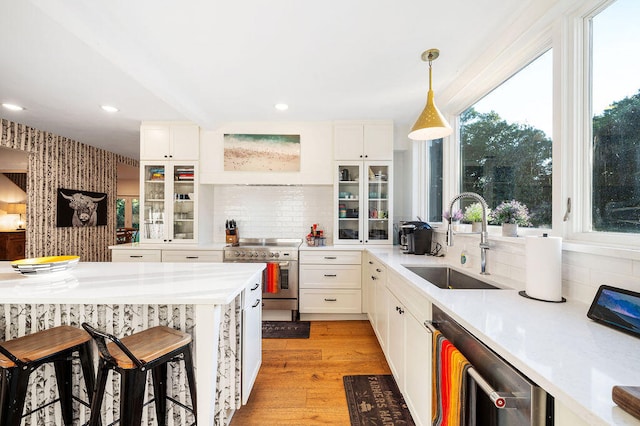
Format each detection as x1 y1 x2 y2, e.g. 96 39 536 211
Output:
100 105 119 113
2 103 25 111
275 103 289 111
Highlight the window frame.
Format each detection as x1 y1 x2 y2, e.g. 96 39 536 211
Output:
413 0 639 248
568 0 640 246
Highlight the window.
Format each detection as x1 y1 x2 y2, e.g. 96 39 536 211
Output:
427 139 443 222
117 197 139 241
459 50 553 227
591 0 640 233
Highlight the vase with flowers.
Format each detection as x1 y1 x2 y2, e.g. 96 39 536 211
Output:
463 202 485 232
443 208 463 228
490 200 532 237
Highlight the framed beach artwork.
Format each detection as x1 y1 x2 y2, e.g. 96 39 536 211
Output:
224 133 301 172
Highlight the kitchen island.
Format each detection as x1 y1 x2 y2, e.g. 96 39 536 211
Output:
0 261 265 426
366 246 640 426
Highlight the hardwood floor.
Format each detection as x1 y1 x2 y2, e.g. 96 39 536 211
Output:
230 320 391 425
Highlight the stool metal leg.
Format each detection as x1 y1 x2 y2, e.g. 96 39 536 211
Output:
183 346 198 419
88 359 110 426
152 363 167 426
53 357 74 426
78 342 96 405
120 369 147 426
3 367 31 426
0 369 9 425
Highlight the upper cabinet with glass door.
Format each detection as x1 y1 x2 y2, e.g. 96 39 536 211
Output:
140 162 198 243
334 161 393 245
366 162 392 244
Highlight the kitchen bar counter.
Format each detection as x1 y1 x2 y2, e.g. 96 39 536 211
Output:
367 246 640 426
0 261 265 425
0 261 261 304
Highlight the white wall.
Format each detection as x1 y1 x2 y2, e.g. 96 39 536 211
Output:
209 185 333 244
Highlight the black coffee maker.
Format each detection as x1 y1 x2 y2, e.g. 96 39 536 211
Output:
399 221 433 255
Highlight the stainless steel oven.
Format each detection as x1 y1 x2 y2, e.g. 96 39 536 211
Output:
223 238 300 320
429 305 553 426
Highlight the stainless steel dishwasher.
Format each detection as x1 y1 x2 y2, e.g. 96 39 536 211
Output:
430 305 553 426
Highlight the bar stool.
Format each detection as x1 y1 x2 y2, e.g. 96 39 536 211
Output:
81 323 197 426
0 325 95 426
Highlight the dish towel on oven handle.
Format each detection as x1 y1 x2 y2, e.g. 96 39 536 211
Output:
432 329 472 426
265 262 280 293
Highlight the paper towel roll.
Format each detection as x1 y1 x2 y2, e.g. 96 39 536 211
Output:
525 235 562 301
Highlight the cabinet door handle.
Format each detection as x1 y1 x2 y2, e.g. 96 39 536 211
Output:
251 299 261 308
186 256 199 259
129 255 143 258
371 276 377 280
376 268 382 273
251 283 260 291
324 298 337 302
368 261 374 265
324 274 337 277
324 256 337 260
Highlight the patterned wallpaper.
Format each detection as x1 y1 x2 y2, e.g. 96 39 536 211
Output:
0 118 137 261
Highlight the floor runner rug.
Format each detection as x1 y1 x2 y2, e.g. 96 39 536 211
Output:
262 321 310 338
343 375 415 425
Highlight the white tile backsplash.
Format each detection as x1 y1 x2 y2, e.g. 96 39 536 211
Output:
211 185 333 243
436 230 640 304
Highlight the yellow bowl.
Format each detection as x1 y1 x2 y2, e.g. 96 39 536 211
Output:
11 255 80 274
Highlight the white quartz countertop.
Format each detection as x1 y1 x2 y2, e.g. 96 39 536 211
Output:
367 246 640 426
0 261 265 305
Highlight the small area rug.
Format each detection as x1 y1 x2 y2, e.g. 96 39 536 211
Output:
262 321 310 339
343 375 415 426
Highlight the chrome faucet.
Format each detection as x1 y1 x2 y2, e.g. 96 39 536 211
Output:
446 192 490 275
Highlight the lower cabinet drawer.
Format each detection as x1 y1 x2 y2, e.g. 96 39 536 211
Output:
299 289 362 314
161 250 223 263
300 264 361 289
111 250 161 262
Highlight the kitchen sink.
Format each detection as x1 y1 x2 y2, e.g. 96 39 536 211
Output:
402 266 500 290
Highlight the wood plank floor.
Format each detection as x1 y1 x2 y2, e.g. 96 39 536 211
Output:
230 320 391 425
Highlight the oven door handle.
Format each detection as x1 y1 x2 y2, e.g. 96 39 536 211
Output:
268 261 290 267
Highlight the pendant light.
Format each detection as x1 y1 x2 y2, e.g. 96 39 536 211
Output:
408 48 452 141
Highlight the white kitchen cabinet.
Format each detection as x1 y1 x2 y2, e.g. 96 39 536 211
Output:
140 122 199 161
111 249 161 262
161 250 222 263
140 161 199 244
335 161 393 245
333 121 393 161
387 289 406 390
299 289 362 314
363 254 386 319
372 271 388 352
385 267 432 426
241 279 262 404
403 310 432 426
299 250 362 314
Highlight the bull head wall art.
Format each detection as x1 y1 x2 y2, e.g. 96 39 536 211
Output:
57 188 107 227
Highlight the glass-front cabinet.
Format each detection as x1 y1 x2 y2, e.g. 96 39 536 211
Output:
335 161 392 245
140 161 198 243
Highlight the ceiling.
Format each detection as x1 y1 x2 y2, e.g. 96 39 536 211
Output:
0 0 539 159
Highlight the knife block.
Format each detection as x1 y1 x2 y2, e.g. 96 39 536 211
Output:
226 231 238 245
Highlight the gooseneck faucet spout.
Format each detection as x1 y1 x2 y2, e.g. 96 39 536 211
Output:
447 192 490 275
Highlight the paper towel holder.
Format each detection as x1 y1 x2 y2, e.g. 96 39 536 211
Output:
518 290 566 303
